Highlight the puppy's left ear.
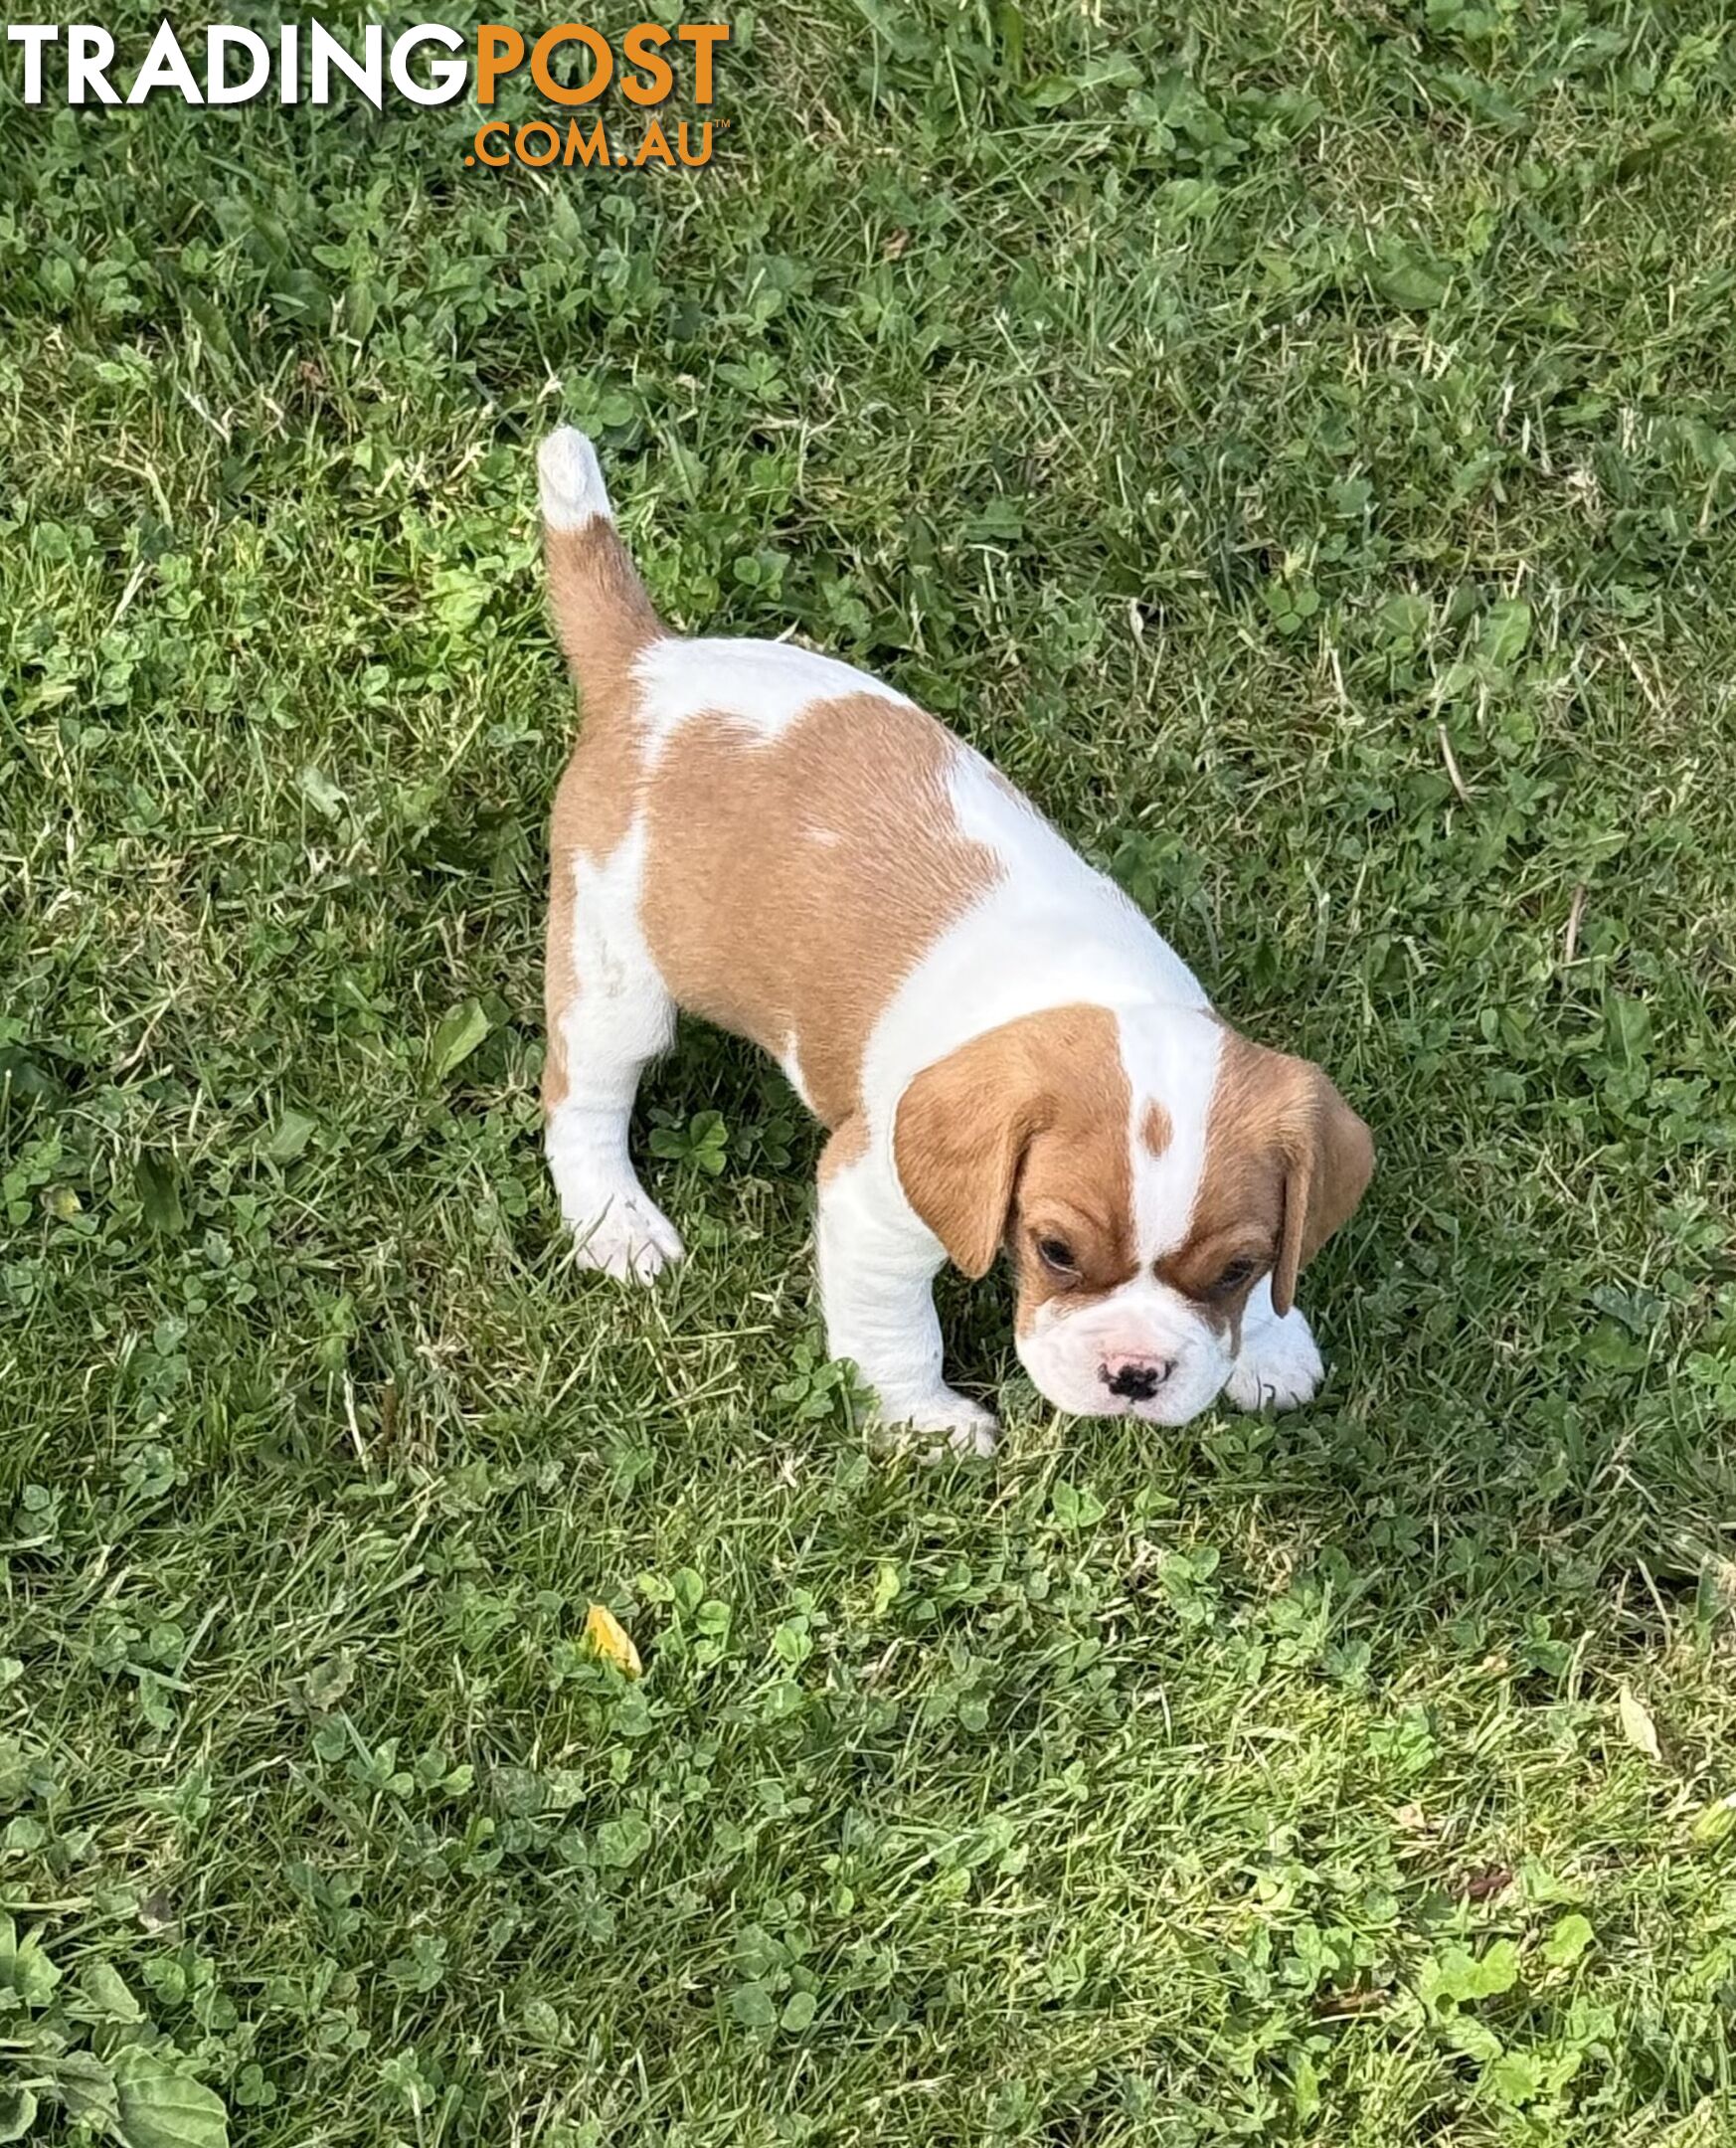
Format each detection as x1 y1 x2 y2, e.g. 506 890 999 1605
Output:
1272 1067 1373 1317
893 1027 1044 1278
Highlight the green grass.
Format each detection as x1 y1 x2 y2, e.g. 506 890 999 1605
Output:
4 2 1736 2141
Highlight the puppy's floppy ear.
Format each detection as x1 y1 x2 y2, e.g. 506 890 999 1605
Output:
1271 1064 1373 1317
893 1026 1047 1277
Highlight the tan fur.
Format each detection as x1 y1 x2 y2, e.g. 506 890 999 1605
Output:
545 520 661 703
893 1006 1135 1322
542 833 577 1112
1270 1053 1374 1316
1140 1100 1171 1159
639 695 1002 1129
1159 1031 1372 1322
541 521 662 1112
818 1119 869 1181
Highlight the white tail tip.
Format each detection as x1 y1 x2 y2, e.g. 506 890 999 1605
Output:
538 427 613 531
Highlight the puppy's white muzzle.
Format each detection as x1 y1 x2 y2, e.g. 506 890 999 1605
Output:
1017 1278 1233 1425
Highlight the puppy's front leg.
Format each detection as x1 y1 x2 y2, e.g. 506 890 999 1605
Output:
815 1139 996 1457
1225 1276 1325 1412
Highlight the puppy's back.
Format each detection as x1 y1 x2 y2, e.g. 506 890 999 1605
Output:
637 682 1004 1127
542 432 1011 1131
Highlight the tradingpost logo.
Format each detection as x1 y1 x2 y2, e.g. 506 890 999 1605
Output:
6 19 732 171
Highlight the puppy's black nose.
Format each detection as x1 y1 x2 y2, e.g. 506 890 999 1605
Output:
1103 1358 1169 1402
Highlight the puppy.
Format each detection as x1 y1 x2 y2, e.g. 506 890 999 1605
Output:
539 429 1372 1454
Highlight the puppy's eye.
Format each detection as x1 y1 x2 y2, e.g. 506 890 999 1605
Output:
1036 1236 1079 1277
1212 1257 1259 1295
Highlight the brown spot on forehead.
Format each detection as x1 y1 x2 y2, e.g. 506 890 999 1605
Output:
641 694 1003 1129
1140 1100 1171 1159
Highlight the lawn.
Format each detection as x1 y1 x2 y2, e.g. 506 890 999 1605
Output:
4 2 1736 2142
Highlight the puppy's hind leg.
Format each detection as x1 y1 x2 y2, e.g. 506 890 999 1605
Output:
544 818 683 1284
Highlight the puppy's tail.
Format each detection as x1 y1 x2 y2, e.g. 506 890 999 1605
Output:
538 427 662 703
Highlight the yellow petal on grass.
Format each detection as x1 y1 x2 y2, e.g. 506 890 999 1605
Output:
1617 1681 1661 1763
584 1604 642 1680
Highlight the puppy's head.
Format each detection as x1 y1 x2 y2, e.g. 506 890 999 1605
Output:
893 1002 1372 1423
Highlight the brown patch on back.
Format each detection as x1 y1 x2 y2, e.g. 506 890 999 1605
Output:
641 694 1002 1129
1140 1100 1171 1159
1155 1029 1373 1326
892 1006 1136 1319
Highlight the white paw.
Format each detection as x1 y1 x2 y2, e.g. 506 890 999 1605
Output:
873 1388 998 1461
1225 1307 1324 1413
564 1186 684 1283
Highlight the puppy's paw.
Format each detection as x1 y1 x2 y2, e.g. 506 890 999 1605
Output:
874 1387 998 1462
1225 1307 1323 1413
564 1186 685 1284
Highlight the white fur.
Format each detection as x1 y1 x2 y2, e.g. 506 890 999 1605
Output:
816 1154 996 1456
633 636 911 750
1225 1279 1324 1411
546 828 683 1281
539 428 613 531
1020 1274 1231 1424
781 1036 813 1112
1120 1003 1222 1260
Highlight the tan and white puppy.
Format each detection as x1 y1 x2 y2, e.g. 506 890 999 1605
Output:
539 429 1373 1454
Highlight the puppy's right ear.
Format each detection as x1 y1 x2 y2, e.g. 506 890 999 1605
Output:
893 1029 1040 1278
